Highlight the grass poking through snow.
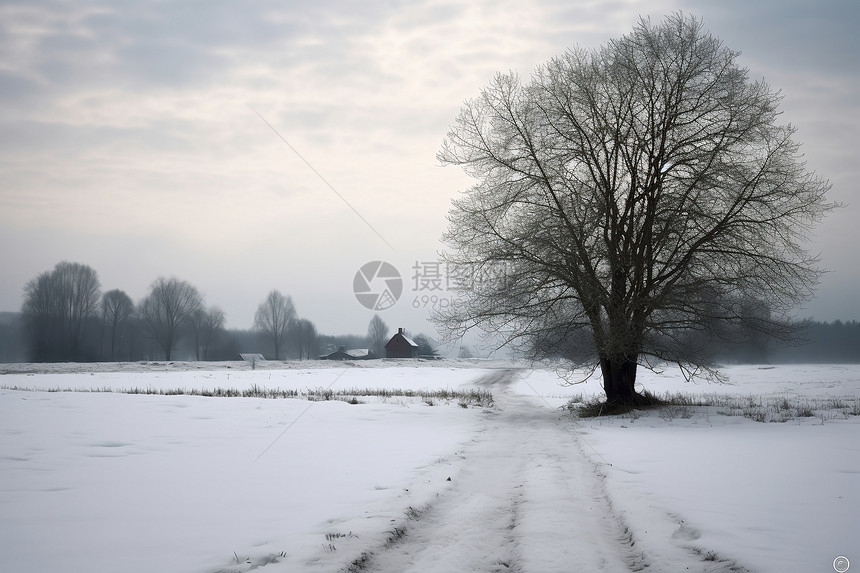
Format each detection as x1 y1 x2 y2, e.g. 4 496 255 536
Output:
1 384 494 408
568 391 858 423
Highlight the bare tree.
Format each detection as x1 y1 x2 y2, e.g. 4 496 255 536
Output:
458 344 474 359
436 14 835 405
292 318 319 360
22 261 101 361
138 277 203 360
254 290 296 360
189 305 225 361
101 289 134 361
414 333 439 358
732 297 775 363
366 314 389 357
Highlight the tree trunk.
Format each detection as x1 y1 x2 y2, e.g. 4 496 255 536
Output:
163 332 173 361
599 355 640 405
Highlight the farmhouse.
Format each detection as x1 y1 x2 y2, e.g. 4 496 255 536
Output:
385 328 419 358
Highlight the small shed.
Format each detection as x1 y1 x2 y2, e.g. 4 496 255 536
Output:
385 328 419 358
237 353 266 363
321 346 376 361
236 353 266 369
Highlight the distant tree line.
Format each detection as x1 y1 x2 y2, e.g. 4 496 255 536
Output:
1 261 322 362
0 261 444 364
536 316 860 365
727 320 860 364
6 261 850 365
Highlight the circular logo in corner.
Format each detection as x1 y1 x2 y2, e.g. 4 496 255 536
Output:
353 261 402 311
834 556 850 573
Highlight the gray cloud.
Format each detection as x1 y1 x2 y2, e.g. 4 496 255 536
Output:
683 0 860 75
0 0 856 330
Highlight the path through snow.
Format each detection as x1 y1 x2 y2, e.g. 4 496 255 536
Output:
343 369 746 573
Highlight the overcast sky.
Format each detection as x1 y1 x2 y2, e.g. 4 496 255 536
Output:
1 0 857 338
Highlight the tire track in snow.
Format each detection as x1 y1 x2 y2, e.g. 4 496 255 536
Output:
354 369 645 572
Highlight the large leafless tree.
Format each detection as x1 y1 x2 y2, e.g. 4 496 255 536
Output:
436 14 835 405
254 290 296 360
138 277 203 360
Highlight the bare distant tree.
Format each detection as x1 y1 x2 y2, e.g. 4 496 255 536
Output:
413 333 439 358
735 298 774 362
190 305 225 361
292 318 319 360
436 14 835 405
22 261 101 361
367 314 389 357
101 289 134 361
59 262 102 352
138 277 203 360
254 290 296 360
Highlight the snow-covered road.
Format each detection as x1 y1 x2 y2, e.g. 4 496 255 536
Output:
348 369 742 573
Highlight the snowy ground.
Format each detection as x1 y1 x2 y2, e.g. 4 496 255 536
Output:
1 361 857 572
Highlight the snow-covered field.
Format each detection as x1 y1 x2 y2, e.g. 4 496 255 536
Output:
1 361 857 572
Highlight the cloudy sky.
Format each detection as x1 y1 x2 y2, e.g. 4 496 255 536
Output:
1 0 857 337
